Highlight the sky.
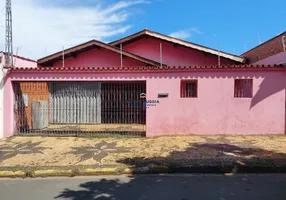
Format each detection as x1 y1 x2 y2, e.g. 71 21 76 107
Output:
0 0 285 60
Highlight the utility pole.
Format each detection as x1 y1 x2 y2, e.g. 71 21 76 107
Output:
5 0 13 67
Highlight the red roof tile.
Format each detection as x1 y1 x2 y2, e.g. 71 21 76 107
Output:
7 64 285 72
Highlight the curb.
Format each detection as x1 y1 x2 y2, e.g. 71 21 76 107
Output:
33 169 74 177
0 164 285 178
0 170 26 178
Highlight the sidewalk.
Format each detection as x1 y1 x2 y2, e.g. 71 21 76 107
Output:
0 135 286 177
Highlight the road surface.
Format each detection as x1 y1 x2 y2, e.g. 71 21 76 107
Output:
0 174 286 200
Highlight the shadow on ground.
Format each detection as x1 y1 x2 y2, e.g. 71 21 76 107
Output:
55 142 286 200
118 143 286 169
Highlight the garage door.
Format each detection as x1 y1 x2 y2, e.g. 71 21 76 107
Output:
50 82 101 124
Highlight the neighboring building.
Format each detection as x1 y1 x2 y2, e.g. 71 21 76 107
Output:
0 52 37 138
1 29 285 138
0 53 4 139
242 31 286 64
0 52 37 68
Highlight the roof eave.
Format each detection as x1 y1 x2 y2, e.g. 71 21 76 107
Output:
8 64 284 72
37 40 96 65
144 31 246 63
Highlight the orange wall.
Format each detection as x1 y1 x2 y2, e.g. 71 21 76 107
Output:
14 82 49 130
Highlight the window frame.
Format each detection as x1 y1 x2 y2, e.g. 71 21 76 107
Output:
180 79 198 98
234 79 253 98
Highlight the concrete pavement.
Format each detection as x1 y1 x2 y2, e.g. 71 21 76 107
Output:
0 174 286 200
1 135 286 177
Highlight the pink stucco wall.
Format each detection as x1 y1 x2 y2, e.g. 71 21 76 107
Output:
123 37 237 66
3 72 14 137
13 56 37 68
48 48 146 68
146 71 285 136
254 51 286 65
4 69 285 137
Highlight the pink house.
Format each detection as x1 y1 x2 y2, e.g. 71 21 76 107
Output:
2 29 286 138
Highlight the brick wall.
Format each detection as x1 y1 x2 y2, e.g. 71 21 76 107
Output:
242 32 286 64
14 82 49 130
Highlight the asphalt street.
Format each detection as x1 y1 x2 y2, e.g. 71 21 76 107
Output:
0 174 286 200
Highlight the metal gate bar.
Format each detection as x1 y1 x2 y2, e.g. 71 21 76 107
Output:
101 82 146 124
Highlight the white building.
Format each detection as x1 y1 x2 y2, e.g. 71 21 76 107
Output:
0 52 4 138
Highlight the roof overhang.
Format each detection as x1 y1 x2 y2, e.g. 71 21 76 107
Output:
8 64 284 73
110 29 246 63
